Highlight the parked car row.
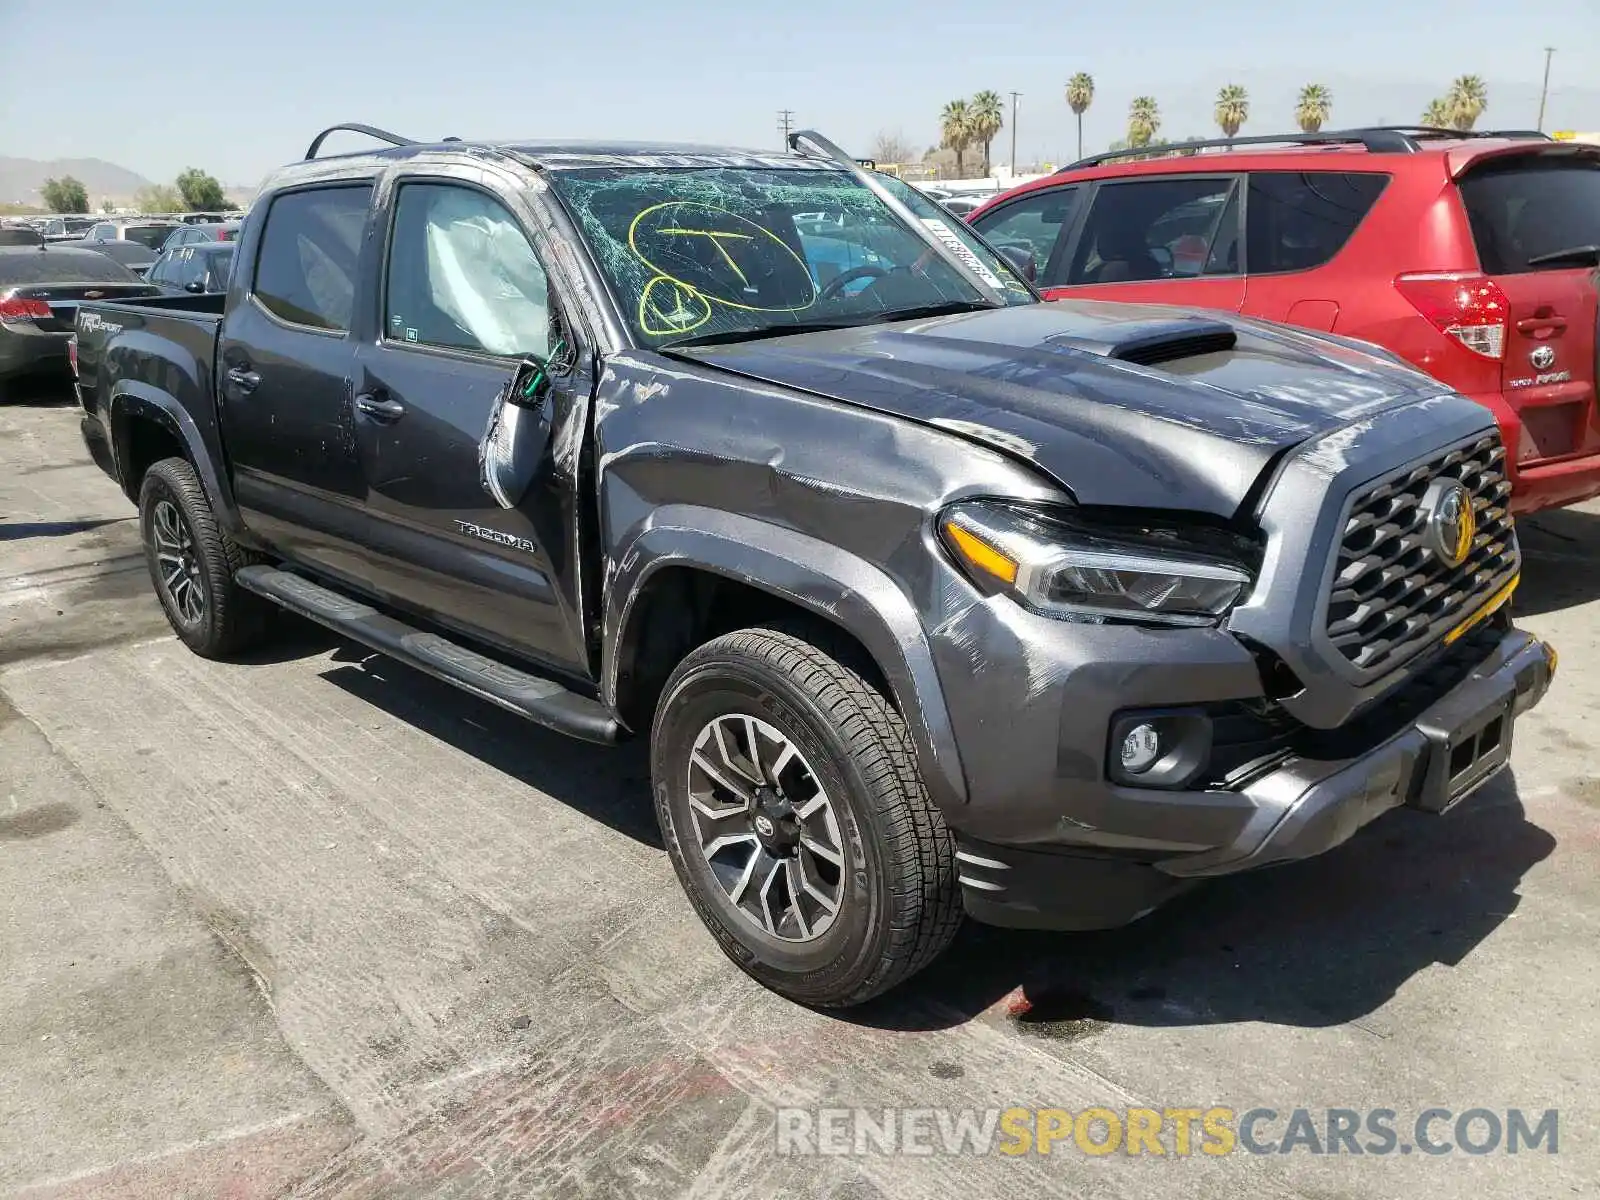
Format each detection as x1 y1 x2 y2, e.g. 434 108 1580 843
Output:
0 224 236 389
967 125 1600 514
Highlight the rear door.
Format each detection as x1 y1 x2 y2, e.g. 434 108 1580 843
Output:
1457 153 1600 465
1049 174 1246 310
218 182 376 574
1241 171 1390 330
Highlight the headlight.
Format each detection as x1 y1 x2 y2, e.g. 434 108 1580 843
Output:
939 501 1254 627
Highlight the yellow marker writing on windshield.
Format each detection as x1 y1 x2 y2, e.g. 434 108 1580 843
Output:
657 228 755 284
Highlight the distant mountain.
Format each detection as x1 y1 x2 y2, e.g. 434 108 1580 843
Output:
0 156 155 206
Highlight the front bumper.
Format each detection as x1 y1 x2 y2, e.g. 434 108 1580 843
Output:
951 626 1555 931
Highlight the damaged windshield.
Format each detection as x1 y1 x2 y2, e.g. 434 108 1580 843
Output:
548 165 1033 347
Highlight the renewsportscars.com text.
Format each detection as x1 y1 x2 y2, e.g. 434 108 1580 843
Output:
775 1106 1559 1158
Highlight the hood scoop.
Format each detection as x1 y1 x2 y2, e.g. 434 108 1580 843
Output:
1046 317 1237 367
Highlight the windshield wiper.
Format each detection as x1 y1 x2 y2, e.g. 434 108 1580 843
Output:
1525 244 1600 268
858 300 994 325
660 321 859 350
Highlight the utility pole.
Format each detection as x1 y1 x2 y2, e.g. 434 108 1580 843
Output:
1009 92 1022 175
777 109 796 150
1536 47 1556 131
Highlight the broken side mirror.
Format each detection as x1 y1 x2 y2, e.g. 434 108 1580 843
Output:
478 342 571 509
995 244 1037 283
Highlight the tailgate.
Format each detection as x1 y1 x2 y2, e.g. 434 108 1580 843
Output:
1457 152 1600 466
18 284 159 334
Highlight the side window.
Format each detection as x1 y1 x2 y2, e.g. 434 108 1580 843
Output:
174 249 204 288
252 184 372 332
383 183 553 358
1246 172 1388 274
90 223 113 242
148 254 174 284
1067 177 1240 285
206 250 235 292
970 187 1080 285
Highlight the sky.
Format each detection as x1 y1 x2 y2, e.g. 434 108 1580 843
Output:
3 0 1598 188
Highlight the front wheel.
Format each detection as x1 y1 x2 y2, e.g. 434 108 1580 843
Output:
651 624 961 1007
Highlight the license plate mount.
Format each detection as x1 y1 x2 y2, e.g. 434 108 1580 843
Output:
1412 684 1516 814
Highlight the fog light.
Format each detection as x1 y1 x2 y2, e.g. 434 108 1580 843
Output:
1119 723 1163 774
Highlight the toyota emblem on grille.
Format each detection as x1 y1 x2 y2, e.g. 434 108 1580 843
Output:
1530 344 1557 370
1423 479 1476 568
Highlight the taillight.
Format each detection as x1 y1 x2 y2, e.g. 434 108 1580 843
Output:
0 295 51 324
67 335 79 377
1394 272 1509 360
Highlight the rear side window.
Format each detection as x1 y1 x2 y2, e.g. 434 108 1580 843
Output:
253 185 372 331
1067 177 1241 285
1458 158 1600 274
970 186 1080 285
1247 172 1387 274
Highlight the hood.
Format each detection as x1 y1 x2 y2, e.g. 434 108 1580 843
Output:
677 301 1443 516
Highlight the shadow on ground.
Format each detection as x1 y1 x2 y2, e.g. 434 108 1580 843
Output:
855 773 1553 1034
304 628 662 849
0 373 76 406
1515 506 1600 617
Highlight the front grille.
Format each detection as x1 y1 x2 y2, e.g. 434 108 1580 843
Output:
1325 432 1516 675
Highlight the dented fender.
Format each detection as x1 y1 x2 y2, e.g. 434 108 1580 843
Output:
602 507 970 812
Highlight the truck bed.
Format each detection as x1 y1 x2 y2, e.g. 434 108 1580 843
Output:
73 292 228 491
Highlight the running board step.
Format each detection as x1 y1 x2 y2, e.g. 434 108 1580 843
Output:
235 565 620 744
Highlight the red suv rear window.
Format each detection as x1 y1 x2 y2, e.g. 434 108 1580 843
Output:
1458 157 1600 274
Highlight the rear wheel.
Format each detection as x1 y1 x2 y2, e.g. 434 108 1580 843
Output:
138 457 270 658
651 624 961 1007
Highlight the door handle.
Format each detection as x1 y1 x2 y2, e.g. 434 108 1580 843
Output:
354 392 406 421
1517 315 1567 335
225 366 260 393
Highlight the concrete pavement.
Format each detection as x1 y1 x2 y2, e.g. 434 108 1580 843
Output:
2 392 1597 1198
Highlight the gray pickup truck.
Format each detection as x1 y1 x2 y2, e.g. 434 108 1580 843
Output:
70 125 1554 1006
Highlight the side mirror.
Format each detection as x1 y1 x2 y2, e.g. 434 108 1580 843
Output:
185 280 207 293
995 244 1037 283
506 340 572 407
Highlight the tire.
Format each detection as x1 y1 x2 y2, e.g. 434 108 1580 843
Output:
651 623 961 1007
138 456 270 659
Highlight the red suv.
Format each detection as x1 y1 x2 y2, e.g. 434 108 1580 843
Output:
969 128 1600 514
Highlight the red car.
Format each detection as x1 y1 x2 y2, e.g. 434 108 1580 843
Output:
969 127 1600 514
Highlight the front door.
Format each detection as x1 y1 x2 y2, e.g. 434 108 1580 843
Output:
349 178 590 677
1048 175 1246 312
218 182 375 578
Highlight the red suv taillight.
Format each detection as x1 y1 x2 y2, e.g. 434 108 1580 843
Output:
0 295 51 324
1394 272 1509 360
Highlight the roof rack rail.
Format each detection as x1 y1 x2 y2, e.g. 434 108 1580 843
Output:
1370 125 1553 141
1059 125 1551 171
305 123 417 161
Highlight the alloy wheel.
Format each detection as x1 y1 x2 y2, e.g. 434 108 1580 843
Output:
152 499 205 625
686 713 845 942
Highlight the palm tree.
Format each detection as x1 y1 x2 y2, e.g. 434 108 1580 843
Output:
1214 84 1249 138
1128 96 1160 148
1066 73 1095 160
1296 84 1332 133
969 91 1004 175
1422 97 1454 128
940 99 974 177
1447 75 1488 130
